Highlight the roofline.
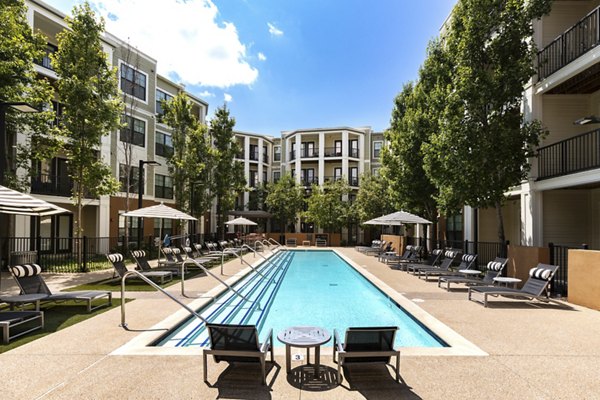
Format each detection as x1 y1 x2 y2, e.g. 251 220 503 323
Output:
233 130 275 142
281 126 372 139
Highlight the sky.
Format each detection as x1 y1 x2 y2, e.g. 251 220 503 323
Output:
43 0 457 137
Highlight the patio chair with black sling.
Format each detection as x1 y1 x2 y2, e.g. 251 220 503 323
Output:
8 264 112 313
400 249 443 272
0 310 44 344
131 250 181 276
438 257 508 291
107 253 172 284
419 253 477 281
468 263 560 307
203 323 274 385
333 326 400 384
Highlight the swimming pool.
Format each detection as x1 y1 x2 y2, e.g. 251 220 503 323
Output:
156 250 446 348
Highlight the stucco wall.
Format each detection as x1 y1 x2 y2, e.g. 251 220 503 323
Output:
568 249 600 310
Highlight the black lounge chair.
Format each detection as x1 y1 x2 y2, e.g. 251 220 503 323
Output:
0 310 44 344
203 323 274 385
408 250 459 279
333 326 400 384
131 250 181 276
468 263 560 307
192 243 222 260
382 245 421 264
181 246 217 264
8 264 112 313
161 247 182 267
438 257 508 291
107 253 172 284
399 249 443 272
419 253 477 281
355 240 382 253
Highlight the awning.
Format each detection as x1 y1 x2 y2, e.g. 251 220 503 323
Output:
363 210 432 226
225 217 257 226
121 202 196 220
0 185 71 217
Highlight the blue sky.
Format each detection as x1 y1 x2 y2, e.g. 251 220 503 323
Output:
43 0 456 136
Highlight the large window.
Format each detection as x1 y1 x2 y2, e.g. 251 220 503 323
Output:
249 170 258 187
119 164 139 193
120 63 147 101
154 218 172 239
446 213 463 244
155 174 173 199
273 171 281 182
155 89 173 118
120 115 146 147
373 141 383 159
155 131 173 157
118 215 139 244
274 146 281 161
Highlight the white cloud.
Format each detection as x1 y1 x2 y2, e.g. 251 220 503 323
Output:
199 90 215 97
224 93 233 102
267 22 284 36
257 52 267 61
93 0 258 88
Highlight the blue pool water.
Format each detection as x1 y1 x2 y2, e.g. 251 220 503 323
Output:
157 250 446 348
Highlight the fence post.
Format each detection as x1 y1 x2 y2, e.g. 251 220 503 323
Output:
82 236 88 272
464 239 469 254
548 242 555 265
36 235 41 265
582 243 589 250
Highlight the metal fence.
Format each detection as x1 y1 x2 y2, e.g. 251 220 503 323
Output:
548 242 588 298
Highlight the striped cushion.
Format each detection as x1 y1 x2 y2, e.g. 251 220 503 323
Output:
445 251 456 258
183 246 192 253
172 248 181 254
107 253 123 263
462 254 476 262
487 261 503 271
163 247 173 254
132 250 146 258
10 264 42 277
432 249 442 255
529 267 552 280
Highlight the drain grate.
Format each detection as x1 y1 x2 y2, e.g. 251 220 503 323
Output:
329 283 338 286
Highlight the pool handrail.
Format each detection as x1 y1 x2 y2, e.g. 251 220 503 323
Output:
240 244 283 272
227 248 268 281
267 238 282 247
120 269 207 329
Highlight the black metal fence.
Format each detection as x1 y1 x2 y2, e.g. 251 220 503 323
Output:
548 242 588 298
537 6 600 80
537 128 600 180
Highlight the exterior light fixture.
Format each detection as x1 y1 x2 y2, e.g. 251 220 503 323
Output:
573 116 600 125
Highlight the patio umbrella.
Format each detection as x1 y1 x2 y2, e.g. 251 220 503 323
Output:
121 202 197 260
0 185 71 291
225 216 257 240
364 210 432 226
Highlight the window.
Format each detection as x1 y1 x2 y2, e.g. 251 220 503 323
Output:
274 146 281 161
118 215 139 244
373 141 383 159
446 213 463 243
120 64 147 101
372 167 380 176
273 171 281 182
263 171 268 184
349 139 358 158
155 174 173 199
349 167 358 186
249 170 258 187
119 164 139 193
263 145 268 163
120 115 146 147
334 167 342 180
334 140 342 156
155 89 173 118
155 131 173 157
154 218 172 239
249 144 259 161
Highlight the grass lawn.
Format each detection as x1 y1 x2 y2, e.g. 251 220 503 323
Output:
0 298 126 353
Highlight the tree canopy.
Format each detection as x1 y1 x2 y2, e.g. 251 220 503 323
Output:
53 2 122 239
265 173 305 231
352 173 393 224
304 179 352 233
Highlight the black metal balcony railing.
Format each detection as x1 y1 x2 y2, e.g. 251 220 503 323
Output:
537 128 600 180
349 148 359 158
300 149 319 158
324 147 343 157
289 151 296 161
249 151 259 161
301 177 318 186
235 152 245 160
348 177 359 186
537 6 600 81
323 175 343 182
35 44 57 71
31 174 73 197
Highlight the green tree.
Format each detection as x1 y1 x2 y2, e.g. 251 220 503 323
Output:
304 179 352 234
265 173 304 232
53 2 121 253
422 0 551 244
353 173 393 224
163 92 213 220
0 0 55 189
210 105 245 239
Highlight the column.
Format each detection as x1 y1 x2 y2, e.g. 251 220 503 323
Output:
295 134 302 184
521 181 543 247
358 134 365 176
258 138 264 184
463 205 476 242
243 137 250 207
318 132 325 185
97 195 111 253
341 130 349 181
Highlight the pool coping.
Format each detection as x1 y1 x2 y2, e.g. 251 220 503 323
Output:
111 248 487 357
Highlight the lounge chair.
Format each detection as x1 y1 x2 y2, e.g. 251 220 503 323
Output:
181 246 217 264
203 323 274 385
286 238 297 247
131 250 181 276
396 248 442 271
107 253 172 284
438 257 508 291
364 241 389 255
355 240 382 253
407 250 458 277
468 263 560 307
161 247 182 267
0 310 44 344
381 245 421 264
333 326 400 384
8 264 112 312
193 243 222 260
418 253 477 281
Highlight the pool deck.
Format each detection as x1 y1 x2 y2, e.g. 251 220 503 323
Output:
1 248 599 399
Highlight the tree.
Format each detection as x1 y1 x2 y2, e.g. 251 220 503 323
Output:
265 173 304 232
0 0 55 190
304 179 352 234
422 0 551 244
352 173 393 224
53 2 121 264
210 105 245 239
163 92 213 221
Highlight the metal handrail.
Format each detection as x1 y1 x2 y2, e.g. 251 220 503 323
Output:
240 244 282 271
254 240 265 253
179 258 258 308
120 270 207 329
261 239 275 252
232 248 268 280
267 238 282 247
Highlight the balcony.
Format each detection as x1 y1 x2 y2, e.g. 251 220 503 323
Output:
323 175 343 182
537 6 600 81
249 151 259 161
537 128 600 180
263 154 269 163
349 148 359 158
289 151 296 161
35 43 57 71
300 149 319 159
31 173 73 197
235 151 245 160
348 177 359 186
323 147 342 157
301 176 318 186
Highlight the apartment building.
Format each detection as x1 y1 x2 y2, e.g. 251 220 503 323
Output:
18 0 208 248
466 0 600 250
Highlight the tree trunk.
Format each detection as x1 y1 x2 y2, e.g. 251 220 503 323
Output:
495 201 506 257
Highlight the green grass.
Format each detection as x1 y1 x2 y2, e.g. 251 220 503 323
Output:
0 298 126 353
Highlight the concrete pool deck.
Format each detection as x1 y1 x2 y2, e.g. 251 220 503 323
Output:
1 248 599 399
